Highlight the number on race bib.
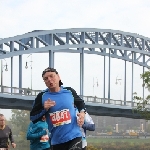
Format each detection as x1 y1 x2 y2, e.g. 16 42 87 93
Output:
50 109 71 127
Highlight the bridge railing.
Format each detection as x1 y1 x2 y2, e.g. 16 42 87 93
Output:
0 85 146 108
82 96 138 107
0 85 41 96
82 96 150 108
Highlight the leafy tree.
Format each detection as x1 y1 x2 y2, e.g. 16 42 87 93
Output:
133 71 150 120
10 109 30 137
9 109 30 150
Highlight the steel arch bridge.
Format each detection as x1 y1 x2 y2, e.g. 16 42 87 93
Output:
0 28 150 118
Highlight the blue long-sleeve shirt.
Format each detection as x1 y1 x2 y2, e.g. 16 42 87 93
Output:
26 121 50 150
42 87 82 145
30 86 85 145
30 87 86 123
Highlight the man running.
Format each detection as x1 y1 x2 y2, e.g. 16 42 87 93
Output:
30 67 86 150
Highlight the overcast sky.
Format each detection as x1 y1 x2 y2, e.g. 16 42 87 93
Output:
0 0 150 119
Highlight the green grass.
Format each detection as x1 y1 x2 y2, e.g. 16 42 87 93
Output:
87 137 150 144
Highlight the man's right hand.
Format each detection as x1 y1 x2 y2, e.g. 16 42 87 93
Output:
11 143 16 148
44 98 55 111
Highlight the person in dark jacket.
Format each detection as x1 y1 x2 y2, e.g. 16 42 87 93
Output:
27 115 50 150
30 67 86 150
0 114 16 149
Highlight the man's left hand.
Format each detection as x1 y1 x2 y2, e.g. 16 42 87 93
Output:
77 111 85 126
11 143 16 148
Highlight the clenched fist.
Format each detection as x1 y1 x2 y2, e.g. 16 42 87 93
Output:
44 98 56 111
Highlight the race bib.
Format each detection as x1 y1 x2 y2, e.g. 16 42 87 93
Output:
40 134 49 142
50 109 71 127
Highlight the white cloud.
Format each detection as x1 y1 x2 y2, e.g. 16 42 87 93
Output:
1 0 150 37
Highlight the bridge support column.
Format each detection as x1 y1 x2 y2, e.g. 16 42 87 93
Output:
108 49 111 103
80 49 84 97
108 33 112 103
10 41 14 94
49 50 54 68
142 40 145 100
143 66 145 99
0 60 3 93
19 56 22 92
124 60 126 105
0 44 3 93
80 32 85 97
49 34 54 68
104 55 106 103
131 52 134 107
19 43 23 93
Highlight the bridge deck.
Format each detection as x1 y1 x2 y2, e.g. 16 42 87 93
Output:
0 86 142 119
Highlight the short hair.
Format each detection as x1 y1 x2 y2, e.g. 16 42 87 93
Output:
0 114 4 117
42 67 58 77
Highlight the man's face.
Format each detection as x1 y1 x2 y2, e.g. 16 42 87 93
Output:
0 116 5 126
43 72 60 89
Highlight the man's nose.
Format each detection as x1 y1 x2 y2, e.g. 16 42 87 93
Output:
48 77 52 82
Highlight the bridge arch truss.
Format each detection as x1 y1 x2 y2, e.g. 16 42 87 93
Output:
0 28 150 104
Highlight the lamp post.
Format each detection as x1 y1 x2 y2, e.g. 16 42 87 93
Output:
1 59 8 92
115 76 122 100
25 54 33 90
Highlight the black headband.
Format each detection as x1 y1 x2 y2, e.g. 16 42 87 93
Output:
42 67 58 77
